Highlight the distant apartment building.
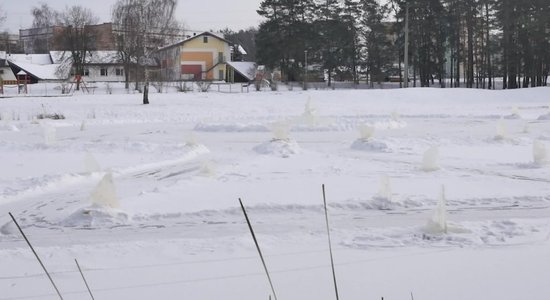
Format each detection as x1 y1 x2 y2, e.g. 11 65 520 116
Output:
0 33 23 54
19 23 117 54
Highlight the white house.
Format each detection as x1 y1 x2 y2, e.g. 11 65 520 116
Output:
50 51 126 82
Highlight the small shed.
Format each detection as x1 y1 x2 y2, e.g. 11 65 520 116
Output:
16 70 30 94
226 61 256 83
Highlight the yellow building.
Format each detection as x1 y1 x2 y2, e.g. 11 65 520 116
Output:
156 32 231 81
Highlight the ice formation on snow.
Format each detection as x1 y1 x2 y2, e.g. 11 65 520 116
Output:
422 146 440 171
43 124 57 145
84 152 101 173
425 185 448 234
351 124 389 152
504 106 521 119
522 123 530 134
494 117 508 140
359 124 376 140
302 97 319 126
90 172 119 208
377 175 392 200
533 140 548 166
184 132 199 147
199 160 216 177
371 175 399 209
270 121 291 141
391 111 400 122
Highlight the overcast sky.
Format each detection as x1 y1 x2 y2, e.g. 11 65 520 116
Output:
1 0 264 34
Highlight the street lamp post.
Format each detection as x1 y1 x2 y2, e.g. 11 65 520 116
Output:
304 50 308 90
404 2 409 88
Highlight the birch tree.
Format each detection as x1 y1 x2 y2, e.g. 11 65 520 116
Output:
112 0 179 104
56 6 98 91
0 5 6 27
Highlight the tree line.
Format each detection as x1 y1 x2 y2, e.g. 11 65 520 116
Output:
255 0 550 89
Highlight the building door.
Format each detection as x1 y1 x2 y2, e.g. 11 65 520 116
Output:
182 65 202 80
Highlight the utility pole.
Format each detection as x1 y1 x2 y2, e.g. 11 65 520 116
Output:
304 50 308 90
404 2 409 88
142 5 150 105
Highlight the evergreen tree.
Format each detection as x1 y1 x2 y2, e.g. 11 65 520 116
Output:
254 0 548 89
257 0 316 81
360 0 392 86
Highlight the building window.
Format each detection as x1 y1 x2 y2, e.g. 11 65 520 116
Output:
83 69 90 76
115 68 124 76
203 36 208 43
0 69 4 75
100 68 108 76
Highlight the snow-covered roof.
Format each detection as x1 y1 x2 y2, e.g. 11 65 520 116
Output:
237 45 247 55
49 51 69 64
50 51 122 65
158 32 231 52
7 60 67 80
227 61 256 81
6 54 53 65
230 45 248 56
86 51 121 64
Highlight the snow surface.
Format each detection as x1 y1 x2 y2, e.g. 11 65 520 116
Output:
1 87 550 300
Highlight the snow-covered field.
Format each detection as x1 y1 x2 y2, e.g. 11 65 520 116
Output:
1 87 549 300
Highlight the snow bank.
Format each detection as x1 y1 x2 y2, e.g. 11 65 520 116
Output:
62 205 129 227
253 139 301 158
351 139 390 152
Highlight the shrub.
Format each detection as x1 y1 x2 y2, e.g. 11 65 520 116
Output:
36 113 65 120
196 81 212 92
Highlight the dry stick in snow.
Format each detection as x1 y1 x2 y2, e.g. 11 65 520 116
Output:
75 259 95 300
8 212 64 300
322 184 340 300
238 198 278 300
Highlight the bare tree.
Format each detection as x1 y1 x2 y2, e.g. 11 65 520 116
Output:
29 3 61 53
31 3 60 28
56 6 99 91
113 0 142 90
0 6 5 27
112 0 179 104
